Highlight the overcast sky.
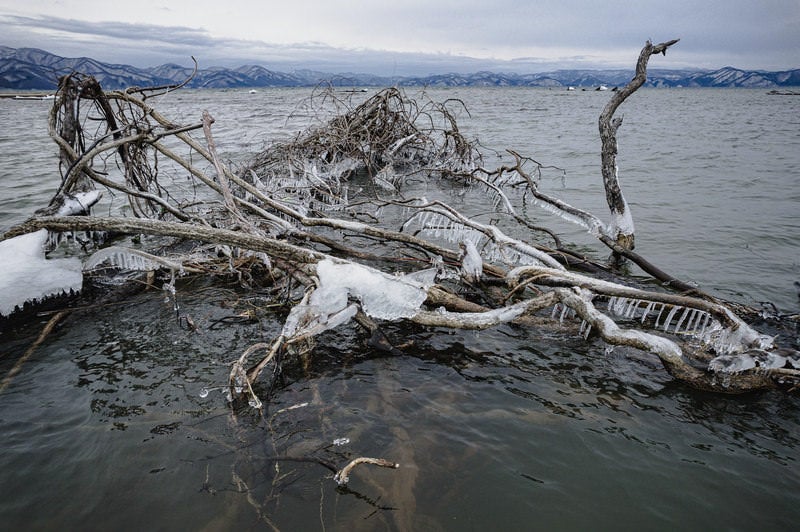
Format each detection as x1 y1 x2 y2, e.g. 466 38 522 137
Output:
1 1 798 75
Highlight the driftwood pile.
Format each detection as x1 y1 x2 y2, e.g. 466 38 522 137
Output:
3 39 799 408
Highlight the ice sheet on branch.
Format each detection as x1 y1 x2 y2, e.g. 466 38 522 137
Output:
281 259 436 340
0 229 82 317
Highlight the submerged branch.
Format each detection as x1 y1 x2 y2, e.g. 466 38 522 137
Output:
334 457 400 486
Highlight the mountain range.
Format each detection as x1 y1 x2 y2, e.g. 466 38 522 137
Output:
2 46 799 91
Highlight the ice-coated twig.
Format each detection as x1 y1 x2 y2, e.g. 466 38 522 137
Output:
509 265 775 356
228 342 272 407
84 246 184 272
408 201 565 270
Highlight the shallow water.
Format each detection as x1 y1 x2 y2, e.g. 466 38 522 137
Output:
1 87 799 530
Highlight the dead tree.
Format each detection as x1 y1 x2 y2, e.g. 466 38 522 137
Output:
2 41 799 414
599 39 680 255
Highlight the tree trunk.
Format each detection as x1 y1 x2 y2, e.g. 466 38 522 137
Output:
599 39 679 256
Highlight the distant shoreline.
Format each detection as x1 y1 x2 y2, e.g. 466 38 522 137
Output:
0 92 54 99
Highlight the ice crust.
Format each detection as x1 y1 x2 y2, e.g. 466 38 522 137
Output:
84 246 182 272
460 239 483 282
57 190 102 216
708 350 788 373
0 229 83 317
708 353 757 373
282 259 432 339
314 259 429 320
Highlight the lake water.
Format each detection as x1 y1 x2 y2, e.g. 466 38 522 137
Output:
1 87 799 530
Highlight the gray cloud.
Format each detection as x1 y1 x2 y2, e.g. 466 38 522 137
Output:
1 2 797 75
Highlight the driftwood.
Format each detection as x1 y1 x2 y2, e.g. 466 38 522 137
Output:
599 39 679 254
3 42 800 427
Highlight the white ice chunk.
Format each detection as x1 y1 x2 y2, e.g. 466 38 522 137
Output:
0 229 83 316
459 239 483 282
313 259 429 321
709 350 787 373
708 353 757 373
403 267 438 286
609 168 635 237
57 190 102 216
700 319 775 357
749 350 787 370
281 259 432 341
610 207 635 238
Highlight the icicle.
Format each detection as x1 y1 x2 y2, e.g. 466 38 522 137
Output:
697 312 712 336
672 307 691 333
578 320 592 340
607 296 617 313
654 304 665 327
419 211 430 231
690 311 708 336
619 299 636 318
641 301 655 323
625 298 640 318
617 297 630 316
84 246 181 272
163 269 178 314
616 297 629 316
685 309 700 333
662 305 679 332
551 303 560 320
681 309 699 334
559 305 568 324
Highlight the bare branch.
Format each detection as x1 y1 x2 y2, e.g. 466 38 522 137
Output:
334 457 399 486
